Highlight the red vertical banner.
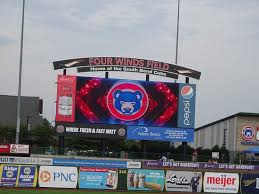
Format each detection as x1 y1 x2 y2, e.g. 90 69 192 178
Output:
0 144 10 154
55 75 77 122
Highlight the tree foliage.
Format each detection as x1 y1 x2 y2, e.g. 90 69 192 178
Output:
0 118 56 147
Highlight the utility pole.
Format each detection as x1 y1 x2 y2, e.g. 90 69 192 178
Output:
16 0 26 144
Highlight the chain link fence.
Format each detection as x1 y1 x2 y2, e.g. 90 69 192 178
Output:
31 146 259 165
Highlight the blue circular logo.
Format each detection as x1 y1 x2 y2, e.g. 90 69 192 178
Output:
181 85 194 99
242 126 255 141
107 81 149 121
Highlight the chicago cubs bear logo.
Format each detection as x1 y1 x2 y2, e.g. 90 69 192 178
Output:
107 81 149 121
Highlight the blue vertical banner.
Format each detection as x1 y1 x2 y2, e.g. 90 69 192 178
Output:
241 173 259 194
178 84 196 129
18 166 37 187
0 165 19 187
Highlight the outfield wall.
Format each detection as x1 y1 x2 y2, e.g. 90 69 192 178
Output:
1 156 259 193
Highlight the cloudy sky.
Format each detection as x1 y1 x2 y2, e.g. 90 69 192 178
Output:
0 0 259 128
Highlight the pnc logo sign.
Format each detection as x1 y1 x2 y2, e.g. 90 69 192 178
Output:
39 166 78 188
53 172 77 182
40 171 51 182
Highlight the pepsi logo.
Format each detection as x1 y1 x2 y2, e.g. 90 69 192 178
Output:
107 81 149 121
242 126 255 141
181 85 194 99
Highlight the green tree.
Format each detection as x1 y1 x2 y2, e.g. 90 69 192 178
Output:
0 124 27 143
220 145 230 163
29 118 56 147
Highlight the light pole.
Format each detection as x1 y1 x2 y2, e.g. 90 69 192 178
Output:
175 0 180 65
15 0 26 144
175 0 188 160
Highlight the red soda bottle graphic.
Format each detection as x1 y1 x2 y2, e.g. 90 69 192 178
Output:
58 85 72 119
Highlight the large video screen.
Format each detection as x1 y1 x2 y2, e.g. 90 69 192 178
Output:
55 75 196 129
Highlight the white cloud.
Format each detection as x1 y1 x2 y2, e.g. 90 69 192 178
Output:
1 0 259 128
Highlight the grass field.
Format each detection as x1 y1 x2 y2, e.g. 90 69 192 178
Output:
0 189 229 194
0 189 163 194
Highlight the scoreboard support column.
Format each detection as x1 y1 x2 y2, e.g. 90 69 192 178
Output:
58 69 67 155
182 76 189 160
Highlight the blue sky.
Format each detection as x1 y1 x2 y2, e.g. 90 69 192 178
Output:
1 0 259 127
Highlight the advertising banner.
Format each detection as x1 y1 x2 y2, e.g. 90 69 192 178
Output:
39 166 78 188
78 66 178 79
142 160 258 170
143 161 200 169
127 126 194 142
55 122 126 139
165 171 202 192
0 165 37 187
53 57 201 80
79 167 118 189
0 144 10 154
53 158 127 168
9 144 29 154
127 162 141 169
55 75 196 130
0 156 38 165
0 144 29 154
127 169 164 191
17 165 37 187
38 158 53 166
0 165 19 186
178 84 196 128
55 75 77 122
203 172 239 193
241 173 259 194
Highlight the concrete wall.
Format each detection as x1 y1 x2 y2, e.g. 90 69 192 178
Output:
195 117 237 152
0 95 43 129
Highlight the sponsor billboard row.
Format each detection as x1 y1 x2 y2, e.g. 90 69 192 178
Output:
3 163 259 193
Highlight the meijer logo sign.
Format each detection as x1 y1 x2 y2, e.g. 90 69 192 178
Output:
39 166 78 188
203 172 239 193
